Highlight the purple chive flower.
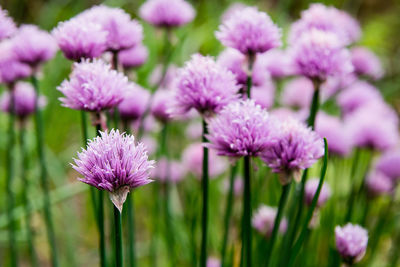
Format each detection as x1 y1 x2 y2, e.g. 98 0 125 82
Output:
291 29 353 82
289 4 361 46
52 17 107 61
58 59 127 112
216 7 281 55
221 3 246 22
252 205 288 238
256 49 295 79
152 157 186 183
206 99 274 158
335 223 368 264
118 83 151 122
351 47 383 80
206 257 221 267
304 178 331 207
366 170 394 197
72 129 154 211
281 77 314 109
0 40 32 85
182 143 227 178
337 81 383 116
0 6 16 40
12 25 58 67
376 150 400 182
251 80 275 109
0 82 46 118
139 0 195 27
315 112 352 156
118 44 148 69
151 89 174 123
78 5 143 51
171 54 240 117
261 117 324 184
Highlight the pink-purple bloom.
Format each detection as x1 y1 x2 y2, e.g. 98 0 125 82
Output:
252 205 287 238
206 99 274 158
257 49 295 79
12 25 58 67
118 83 151 122
0 6 16 40
171 54 240 117
0 40 32 85
118 44 148 69
216 7 281 55
58 59 127 112
72 129 154 211
290 29 353 82
52 17 107 61
281 77 314 109
351 46 383 80
139 0 195 27
376 150 400 182
304 178 331 207
366 170 394 197
335 223 368 264
151 89 174 123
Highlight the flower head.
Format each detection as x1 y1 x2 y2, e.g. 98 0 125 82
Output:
118 44 148 69
335 223 368 264
72 129 154 211
0 40 32 85
216 7 281 55
52 17 107 61
0 7 16 41
171 54 240 117
281 77 314 109
207 99 274 158
291 29 353 81
252 205 287 238
261 117 324 183
58 59 127 112
118 83 150 122
304 178 331 207
139 0 195 27
79 5 143 51
366 170 394 197
12 25 57 67
376 150 400 182
351 47 383 80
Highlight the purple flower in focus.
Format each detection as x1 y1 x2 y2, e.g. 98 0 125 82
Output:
152 157 186 183
351 47 383 80
52 17 107 61
216 7 281 55
0 6 16 41
72 129 154 211
376 150 400 182
207 99 274 158
252 205 287 238
139 0 195 27
281 77 314 109
79 5 143 51
58 59 127 112
304 178 331 207
0 40 32 85
171 54 240 117
261 117 324 184
118 83 151 122
335 223 368 264
119 44 148 69
12 25 57 67
366 170 394 197
291 29 353 82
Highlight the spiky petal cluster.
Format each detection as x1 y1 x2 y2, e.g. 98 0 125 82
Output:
289 4 361 46
0 41 32 85
58 59 127 112
376 150 400 182
72 130 154 211
304 178 331 207
171 54 240 117
139 0 195 27
261 117 324 183
291 29 353 81
207 99 274 157
0 6 16 41
78 5 143 51
12 25 57 67
281 77 314 109
52 17 107 61
335 224 368 264
252 205 287 238
366 170 394 197
351 47 383 80
118 83 150 122
119 44 148 69
216 7 281 55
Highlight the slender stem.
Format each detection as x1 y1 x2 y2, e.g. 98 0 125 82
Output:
264 183 291 267
114 206 123 267
5 85 18 267
221 165 238 267
31 75 58 267
344 149 361 222
19 124 39 267
242 156 252 267
200 119 209 267
246 53 255 99
307 80 321 129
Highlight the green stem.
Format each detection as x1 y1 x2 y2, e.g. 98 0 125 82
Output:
5 84 18 267
114 206 123 267
344 149 361 222
264 182 291 267
288 139 329 267
19 124 39 267
200 119 209 267
307 80 321 129
221 165 238 267
241 156 252 267
31 75 58 267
